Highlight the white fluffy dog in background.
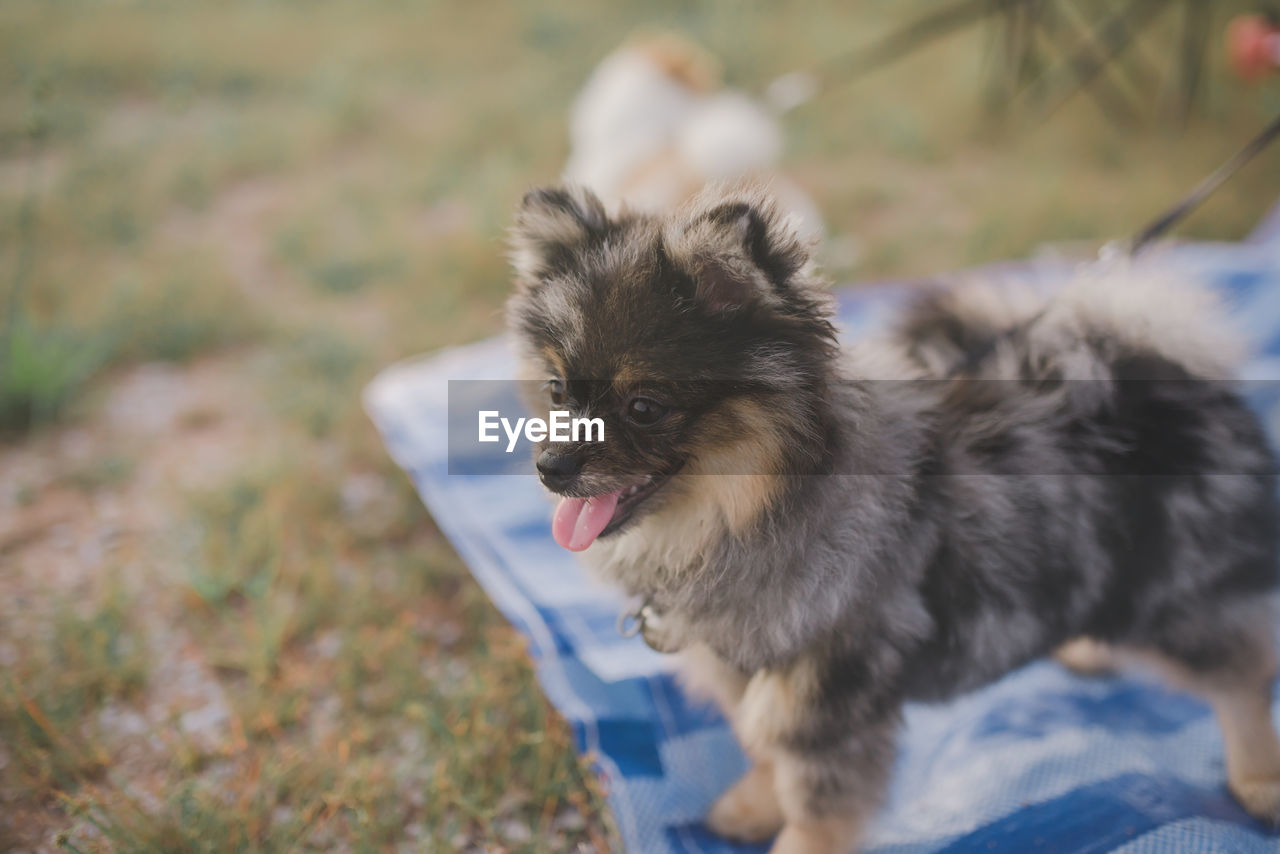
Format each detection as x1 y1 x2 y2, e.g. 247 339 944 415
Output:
563 32 826 244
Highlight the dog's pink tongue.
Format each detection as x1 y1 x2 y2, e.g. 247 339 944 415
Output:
552 490 622 551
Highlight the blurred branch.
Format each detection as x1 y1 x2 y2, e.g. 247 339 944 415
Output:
813 0 1040 95
1017 0 1168 123
1176 0 1211 123
796 0 1219 128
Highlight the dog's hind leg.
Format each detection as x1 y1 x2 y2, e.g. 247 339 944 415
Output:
1210 677 1280 823
1118 603 1280 824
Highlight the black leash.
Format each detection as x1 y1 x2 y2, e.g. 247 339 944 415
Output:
1129 111 1280 254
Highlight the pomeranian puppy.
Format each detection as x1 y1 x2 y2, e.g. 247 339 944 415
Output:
505 184 1280 854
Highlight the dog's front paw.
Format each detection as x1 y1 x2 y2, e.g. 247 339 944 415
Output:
707 764 784 842
1231 775 1280 826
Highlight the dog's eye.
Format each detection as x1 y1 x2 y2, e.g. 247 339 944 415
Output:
625 397 667 426
545 379 566 406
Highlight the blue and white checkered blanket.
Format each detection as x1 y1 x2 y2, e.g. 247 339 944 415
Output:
365 213 1280 853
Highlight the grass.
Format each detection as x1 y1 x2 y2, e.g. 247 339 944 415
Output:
0 0 1277 849
0 579 149 795
0 269 258 433
0 315 106 433
107 263 260 365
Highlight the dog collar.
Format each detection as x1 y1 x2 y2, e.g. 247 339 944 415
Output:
617 596 658 641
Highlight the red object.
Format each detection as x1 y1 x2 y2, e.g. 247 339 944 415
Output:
1228 15 1280 82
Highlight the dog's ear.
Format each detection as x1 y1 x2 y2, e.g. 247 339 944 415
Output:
510 186 609 281
664 193 810 313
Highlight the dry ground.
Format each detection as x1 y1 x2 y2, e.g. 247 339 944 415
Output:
1 1 1278 851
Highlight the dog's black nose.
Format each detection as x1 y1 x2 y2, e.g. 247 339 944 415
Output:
536 450 582 491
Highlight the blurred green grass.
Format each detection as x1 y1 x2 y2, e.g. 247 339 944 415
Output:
1 0 1278 850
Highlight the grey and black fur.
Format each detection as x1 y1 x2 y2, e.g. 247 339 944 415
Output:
506 184 1280 854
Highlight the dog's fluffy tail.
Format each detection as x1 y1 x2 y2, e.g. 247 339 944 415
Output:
1037 268 1246 380
899 267 1247 382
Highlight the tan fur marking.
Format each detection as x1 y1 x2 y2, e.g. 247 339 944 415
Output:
591 398 786 579
683 473 781 538
682 397 788 535
737 664 814 757
627 32 722 93
609 361 666 395
1054 637 1116 675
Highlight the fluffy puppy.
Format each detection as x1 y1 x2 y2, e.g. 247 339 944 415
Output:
505 184 1280 854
